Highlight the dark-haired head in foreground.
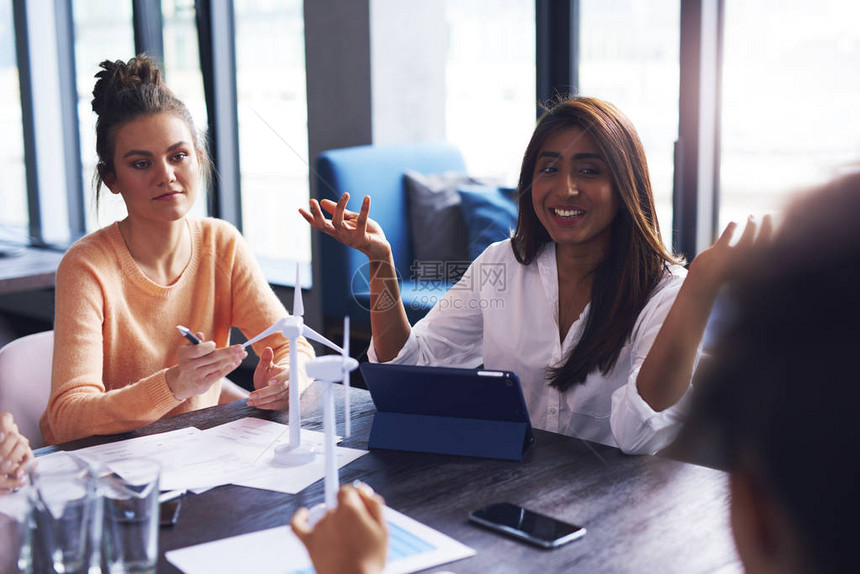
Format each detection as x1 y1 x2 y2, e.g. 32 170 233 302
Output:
680 170 860 573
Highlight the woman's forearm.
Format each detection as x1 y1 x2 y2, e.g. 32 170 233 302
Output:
47 372 183 443
636 275 719 412
638 217 771 412
367 250 412 363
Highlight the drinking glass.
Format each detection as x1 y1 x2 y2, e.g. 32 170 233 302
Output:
29 453 102 574
100 459 160 574
0 485 32 574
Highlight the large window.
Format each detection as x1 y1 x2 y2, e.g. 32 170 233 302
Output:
445 0 536 186
578 0 680 244
234 0 310 265
0 1 27 245
720 0 860 226
72 0 135 231
13 1 859 284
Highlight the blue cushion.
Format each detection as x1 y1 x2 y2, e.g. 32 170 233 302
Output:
458 185 519 260
404 170 473 272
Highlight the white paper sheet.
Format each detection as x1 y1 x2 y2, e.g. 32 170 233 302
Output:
59 418 368 495
72 428 202 462
198 417 333 460
194 418 367 494
165 506 476 574
231 445 368 494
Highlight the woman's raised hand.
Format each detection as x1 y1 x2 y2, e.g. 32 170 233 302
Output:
299 194 390 261
302 192 411 362
636 215 775 413
686 215 774 298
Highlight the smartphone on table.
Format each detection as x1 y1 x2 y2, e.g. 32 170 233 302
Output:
468 502 586 548
160 498 182 527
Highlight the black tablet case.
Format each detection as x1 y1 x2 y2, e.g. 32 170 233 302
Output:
360 363 534 461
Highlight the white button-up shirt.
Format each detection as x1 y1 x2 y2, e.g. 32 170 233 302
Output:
369 240 692 454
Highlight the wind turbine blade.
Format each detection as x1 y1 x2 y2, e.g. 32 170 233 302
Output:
241 319 284 349
301 325 344 354
293 265 304 317
343 316 351 438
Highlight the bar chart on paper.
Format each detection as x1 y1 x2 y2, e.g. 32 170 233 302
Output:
388 522 437 560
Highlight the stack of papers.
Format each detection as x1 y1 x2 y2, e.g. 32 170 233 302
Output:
45 417 367 495
43 418 477 574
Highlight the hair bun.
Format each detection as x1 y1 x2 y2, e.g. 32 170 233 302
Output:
91 55 166 116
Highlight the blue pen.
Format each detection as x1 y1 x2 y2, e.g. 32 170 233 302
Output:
176 325 202 345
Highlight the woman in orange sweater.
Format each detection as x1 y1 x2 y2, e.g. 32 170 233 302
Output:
40 55 313 444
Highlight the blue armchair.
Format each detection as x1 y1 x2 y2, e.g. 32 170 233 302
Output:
314 142 467 336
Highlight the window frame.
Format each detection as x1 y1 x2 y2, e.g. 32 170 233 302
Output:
196 0 243 228
14 0 83 248
10 0 729 265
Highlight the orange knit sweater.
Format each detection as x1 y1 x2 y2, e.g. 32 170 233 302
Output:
41 217 314 444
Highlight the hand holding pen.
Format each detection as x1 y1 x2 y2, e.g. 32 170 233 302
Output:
165 325 247 401
176 325 202 345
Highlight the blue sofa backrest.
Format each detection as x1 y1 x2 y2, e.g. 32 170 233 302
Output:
315 142 466 322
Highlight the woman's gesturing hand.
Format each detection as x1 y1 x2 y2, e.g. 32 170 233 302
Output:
686 215 774 298
248 347 290 410
299 193 391 261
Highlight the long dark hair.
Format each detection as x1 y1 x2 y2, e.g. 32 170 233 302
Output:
91 54 211 205
511 96 682 391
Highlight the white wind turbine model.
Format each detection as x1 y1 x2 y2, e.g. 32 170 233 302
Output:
242 264 346 466
305 316 359 514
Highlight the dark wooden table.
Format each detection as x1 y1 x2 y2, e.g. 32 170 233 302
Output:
37 383 742 573
0 247 63 295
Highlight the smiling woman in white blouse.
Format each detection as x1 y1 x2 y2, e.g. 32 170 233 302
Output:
301 96 768 454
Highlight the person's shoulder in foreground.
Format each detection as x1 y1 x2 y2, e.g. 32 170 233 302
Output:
678 169 860 574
